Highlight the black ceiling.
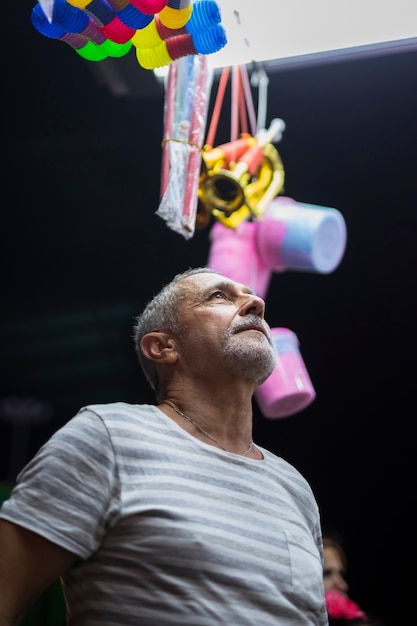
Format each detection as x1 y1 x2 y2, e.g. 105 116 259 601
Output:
2 3 417 623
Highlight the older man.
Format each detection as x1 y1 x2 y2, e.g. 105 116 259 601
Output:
0 267 328 625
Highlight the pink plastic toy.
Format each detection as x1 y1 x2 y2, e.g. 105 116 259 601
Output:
255 328 316 419
257 196 347 274
208 221 271 298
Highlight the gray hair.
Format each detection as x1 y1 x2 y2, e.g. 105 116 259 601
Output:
133 267 221 397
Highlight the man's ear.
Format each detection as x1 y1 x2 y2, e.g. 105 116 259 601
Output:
140 332 177 364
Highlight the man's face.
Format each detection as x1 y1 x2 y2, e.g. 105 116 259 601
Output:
173 272 276 386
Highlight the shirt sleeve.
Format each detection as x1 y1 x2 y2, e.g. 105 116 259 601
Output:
0 408 121 560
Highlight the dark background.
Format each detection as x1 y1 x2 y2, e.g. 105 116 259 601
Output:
2 3 417 624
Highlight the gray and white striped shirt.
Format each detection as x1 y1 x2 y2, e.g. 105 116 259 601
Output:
0 402 328 625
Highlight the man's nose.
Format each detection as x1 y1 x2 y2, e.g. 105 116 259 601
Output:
240 293 265 318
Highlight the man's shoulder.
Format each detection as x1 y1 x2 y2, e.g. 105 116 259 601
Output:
261 448 315 491
72 402 156 426
79 401 155 418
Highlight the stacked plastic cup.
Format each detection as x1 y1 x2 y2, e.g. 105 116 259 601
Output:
256 196 347 274
255 328 316 419
208 221 272 299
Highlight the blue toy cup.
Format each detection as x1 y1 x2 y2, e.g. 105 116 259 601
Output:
257 197 347 274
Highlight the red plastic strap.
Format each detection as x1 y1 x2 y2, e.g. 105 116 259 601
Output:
205 66 230 148
205 64 257 147
238 67 248 136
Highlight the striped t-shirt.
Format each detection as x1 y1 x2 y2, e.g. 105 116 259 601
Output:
0 402 328 625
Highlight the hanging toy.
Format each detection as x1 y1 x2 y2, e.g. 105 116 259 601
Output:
157 53 213 238
198 65 286 230
132 0 226 69
31 0 227 66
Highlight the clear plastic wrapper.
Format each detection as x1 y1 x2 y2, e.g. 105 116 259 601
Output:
157 54 213 238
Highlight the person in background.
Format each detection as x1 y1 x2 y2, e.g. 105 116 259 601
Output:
323 531 383 626
0 267 328 625
323 533 349 597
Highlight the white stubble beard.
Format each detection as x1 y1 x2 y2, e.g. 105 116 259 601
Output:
223 322 276 386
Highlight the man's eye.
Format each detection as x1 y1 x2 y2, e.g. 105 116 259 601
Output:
211 291 226 299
